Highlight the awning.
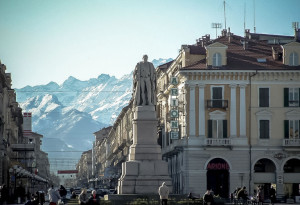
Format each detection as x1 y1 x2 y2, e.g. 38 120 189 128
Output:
9 165 48 183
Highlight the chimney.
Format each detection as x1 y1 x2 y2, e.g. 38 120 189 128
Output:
243 40 248 50
222 29 227 37
227 27 231 43
295 28 300 42
244 29 250 39
272 47 278 60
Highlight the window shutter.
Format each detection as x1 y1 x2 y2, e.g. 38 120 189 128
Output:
259 88 269 107
217 53 222 66
299 88 300 107
223 120 227 138
208 120 212 138
266 89 269 107
295 53 299 66
289 53 294 66
284 88 289 107
260 120 269 139
266 120 270 139
284 120 289 139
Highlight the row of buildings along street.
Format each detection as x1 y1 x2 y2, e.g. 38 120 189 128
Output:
0 62 53 199
76 28 300 201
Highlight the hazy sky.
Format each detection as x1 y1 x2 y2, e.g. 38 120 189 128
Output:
1 0 299 88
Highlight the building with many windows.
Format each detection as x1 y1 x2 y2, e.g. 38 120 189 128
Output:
0 61 50 198
88 28 300 201
156 29 300 199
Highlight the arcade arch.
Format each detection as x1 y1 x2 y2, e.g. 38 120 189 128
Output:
206 158 230 198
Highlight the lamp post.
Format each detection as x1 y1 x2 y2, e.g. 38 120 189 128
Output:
9 167 17 192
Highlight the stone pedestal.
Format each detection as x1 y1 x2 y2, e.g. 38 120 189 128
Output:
117 106 172 194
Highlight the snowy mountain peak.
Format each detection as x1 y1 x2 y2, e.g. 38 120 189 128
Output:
16 58 173 170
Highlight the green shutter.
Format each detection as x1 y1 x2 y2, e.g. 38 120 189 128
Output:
284 88 289 107
223 120 227 138
284 120 289 139
208 120 212 138
299 88 300 107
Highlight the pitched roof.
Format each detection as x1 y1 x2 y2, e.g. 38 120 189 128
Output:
181 34 300 71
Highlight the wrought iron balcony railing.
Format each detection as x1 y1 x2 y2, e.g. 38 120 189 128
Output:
207 100 228 109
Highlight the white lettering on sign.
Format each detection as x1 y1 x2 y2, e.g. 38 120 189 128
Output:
171 88 178 96
170 110 179 118
170 98 178 107
171 77 179 85
170 132 179 139
171 121 178 129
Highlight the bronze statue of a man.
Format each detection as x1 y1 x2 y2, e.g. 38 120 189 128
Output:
133 55 156 106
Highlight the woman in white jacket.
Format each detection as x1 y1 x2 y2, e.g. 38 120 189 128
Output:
48 185 61 205
158 182 169 205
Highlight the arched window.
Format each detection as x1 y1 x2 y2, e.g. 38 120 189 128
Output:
213 52 222 67
289 52 299 66
254 158 276 173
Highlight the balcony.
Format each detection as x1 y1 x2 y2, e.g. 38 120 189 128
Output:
207 100 228 109
205 138 231 146
288 100 299 107
11 143 35 151
283 139 300 146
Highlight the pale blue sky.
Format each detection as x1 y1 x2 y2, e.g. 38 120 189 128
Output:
1 0 299 88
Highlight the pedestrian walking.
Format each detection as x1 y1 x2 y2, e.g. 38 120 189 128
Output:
88 190 100 205
48 185 61 205
58 185 67 203
237 186 249 205
158 182 169 205
269 186 276 205
79 188 88 205
203 189 214 205
256 185 264 205
0 184 9 205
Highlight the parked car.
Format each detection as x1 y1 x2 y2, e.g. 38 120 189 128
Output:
65 189 72 200
74 187 81 195
109 189 116 194
96 188 108 197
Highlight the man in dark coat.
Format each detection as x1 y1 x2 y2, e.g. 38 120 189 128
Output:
1 184 9 204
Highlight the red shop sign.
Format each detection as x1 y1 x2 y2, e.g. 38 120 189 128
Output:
207 162 229 170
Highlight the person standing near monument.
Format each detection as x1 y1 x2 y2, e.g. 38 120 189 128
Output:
158 182 169 205
133 55 156 106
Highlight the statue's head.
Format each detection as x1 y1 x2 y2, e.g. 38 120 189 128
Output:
142 55 148 62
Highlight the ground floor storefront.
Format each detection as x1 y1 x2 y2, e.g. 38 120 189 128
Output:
165 146 300 202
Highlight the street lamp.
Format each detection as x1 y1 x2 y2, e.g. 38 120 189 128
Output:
9 165 22 193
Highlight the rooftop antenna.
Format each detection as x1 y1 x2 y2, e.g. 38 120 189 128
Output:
253 0 256 33
212 23 222 39
244 1 246 32
292 22 299 30
223 0 227 30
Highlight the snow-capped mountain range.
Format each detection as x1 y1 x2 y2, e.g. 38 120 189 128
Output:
15 58 172 171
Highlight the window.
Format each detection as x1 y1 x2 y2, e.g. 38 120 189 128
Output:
259 120 270 139
213 52 222 67
259 88 269 107
289 88 299 107
212 87 223 108
284 88 300 107
289 52 299 66
284 120 300 139
208 120 227 138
